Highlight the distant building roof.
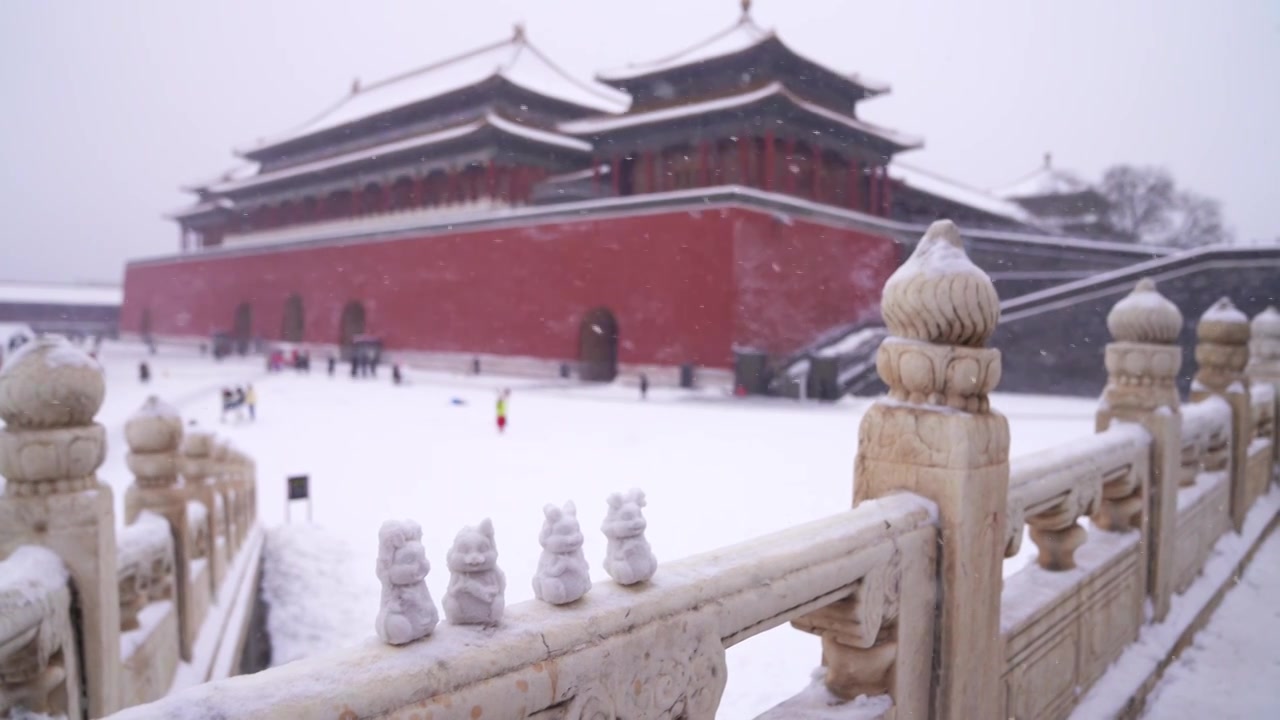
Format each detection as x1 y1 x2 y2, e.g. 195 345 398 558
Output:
889 163 1043 227
0 281 123 307
237 28 628 156
993 154 1095 200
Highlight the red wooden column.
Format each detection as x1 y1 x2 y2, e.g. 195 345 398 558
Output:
738 135 750 186
778 137 788 192
698 140 710 187
486 161 497 200
812 150 824 203
612 155 622 196
851 160 864 210
882 172 894 217
380 182 391 212
645 151 656 193
763 131 775 191
414 176 426 207
869 166 881 216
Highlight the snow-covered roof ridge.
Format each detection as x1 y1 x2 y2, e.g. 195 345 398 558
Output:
237 28 627 156
0 281 123 307
560 81 920 148
212 113 590 194
994 156 1096 199
597 13 889 94
890 162 1044 228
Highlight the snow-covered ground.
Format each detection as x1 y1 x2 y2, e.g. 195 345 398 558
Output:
69 341 1108 718
1142 527 1280 719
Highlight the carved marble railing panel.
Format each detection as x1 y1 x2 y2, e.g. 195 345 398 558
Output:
0 546 80 719
1179 396 1232 487
1005 424 1150 571
105 494 938 720
115 510 182 706
1172 470 1232 596
1244 387 1274 519
183 500 213 647
117 511 174 631
1000 530 1143 720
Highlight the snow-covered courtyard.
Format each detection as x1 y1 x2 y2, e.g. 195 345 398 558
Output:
72 341 1112 717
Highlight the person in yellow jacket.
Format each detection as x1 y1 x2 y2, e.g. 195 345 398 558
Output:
495 389 510 433
246 384 257 422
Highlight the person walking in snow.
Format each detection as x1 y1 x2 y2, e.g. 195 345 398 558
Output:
639 373 649 400
245 384 257 422
139 361 151 384
495 389 510 434
328 355 336 376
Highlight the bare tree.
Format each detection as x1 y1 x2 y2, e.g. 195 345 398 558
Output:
1100 165 1231 247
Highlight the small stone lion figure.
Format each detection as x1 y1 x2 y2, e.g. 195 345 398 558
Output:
532 501 591 605
374 519 438 645
602 489 657 586
443 518 506 625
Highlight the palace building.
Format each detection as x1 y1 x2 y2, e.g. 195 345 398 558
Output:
125 4 1152 382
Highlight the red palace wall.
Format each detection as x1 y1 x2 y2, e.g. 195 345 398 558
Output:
122 205 899 369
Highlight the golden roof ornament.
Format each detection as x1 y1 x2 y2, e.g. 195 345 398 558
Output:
880 220 999 348
1106 278 1182 344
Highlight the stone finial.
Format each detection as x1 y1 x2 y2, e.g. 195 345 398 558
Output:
0 335 105 429
602 489 657 586
874 221 1003 412
1194 297 1251 394
1106 278 1183 344
533 501 591 605
125 396 183 455
1251 306 1280 341
1197 297 1250 345
443 519 506 625
881 220 999 348
375 519 438 645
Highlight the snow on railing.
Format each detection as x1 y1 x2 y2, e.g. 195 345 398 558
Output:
116 511 176 633
108 493 938 720
1004 423 1151 571
1250 383 1276 442
0 546 77 718
1180 395 1233 486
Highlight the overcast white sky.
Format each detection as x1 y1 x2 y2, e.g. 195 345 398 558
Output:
1 0 1277 284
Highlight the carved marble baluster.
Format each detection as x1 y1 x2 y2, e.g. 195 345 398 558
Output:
1028 483 1100 571
1191 298 1252 531
792 553 901 699
0 335 121 715
848 220 1006 719
1246 306 1280 465
1097 278 1183 620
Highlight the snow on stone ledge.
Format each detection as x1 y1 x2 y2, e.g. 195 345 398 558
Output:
118 511 172 570
186 500 209 527
0 545 68 600
755 667 893 719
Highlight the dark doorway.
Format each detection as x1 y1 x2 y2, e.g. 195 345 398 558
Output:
281 294 305 342
140 308 152 340
339 301 366 359
232 303 252 355
618 156 636 196
578 307 619 382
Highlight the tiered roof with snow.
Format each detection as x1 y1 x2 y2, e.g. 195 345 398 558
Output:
564 9 919 157
238 26 627 165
